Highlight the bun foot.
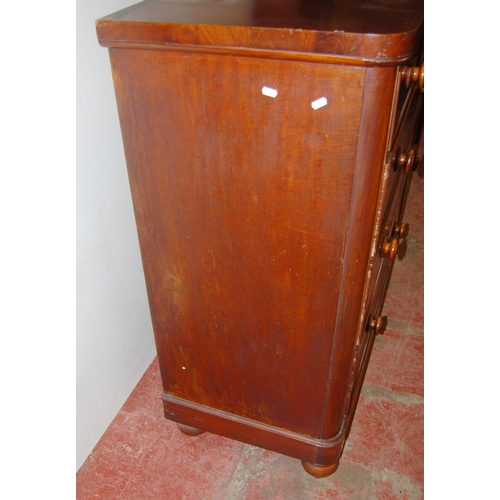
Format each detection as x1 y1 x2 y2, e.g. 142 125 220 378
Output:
301 460 339 478
177 423 205 436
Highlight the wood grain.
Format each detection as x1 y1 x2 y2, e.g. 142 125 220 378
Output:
110 48 365 437
97 0 424 477
97 0 424 64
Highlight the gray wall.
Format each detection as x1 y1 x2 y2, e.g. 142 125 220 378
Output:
76 0 156 471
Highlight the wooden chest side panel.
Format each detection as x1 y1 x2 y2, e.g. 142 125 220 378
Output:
109 48 365 436
321 66 397 438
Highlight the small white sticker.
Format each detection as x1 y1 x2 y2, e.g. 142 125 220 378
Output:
311 97 328 110
262 86 278 98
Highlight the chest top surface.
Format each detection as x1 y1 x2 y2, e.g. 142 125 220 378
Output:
96 0 423 64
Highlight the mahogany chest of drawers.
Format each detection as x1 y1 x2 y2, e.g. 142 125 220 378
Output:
97 0 423 478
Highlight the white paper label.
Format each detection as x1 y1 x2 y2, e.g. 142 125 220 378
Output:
311 97 328 110
262 86 278 98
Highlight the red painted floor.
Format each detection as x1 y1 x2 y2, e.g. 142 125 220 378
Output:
77 160 424 499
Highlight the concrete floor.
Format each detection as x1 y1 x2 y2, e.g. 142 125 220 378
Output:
77 162 423 499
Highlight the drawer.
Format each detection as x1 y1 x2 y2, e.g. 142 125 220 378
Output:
373 62 423 274
382 63 423 243
343 62 423 417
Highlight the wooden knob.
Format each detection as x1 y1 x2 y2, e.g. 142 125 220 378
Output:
397 149 415 173
397 152 407 168
405 149 415 173
381 237 399 259
418 62 424 92
394 222 408 238
369 315 386 335
402 62 424 92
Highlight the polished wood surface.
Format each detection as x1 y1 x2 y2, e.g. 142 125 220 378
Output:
110 48 366 437
97 0 423 478
97 0 423 64
301 460 339 479
176 423 205 437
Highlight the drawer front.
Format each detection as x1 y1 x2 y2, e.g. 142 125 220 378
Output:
381 60 423 253
344 61 423 416
363 60 423 338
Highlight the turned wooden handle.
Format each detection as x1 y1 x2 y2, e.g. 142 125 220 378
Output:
398 149 415 174
369 315 387 335
394 222 408 238
381 237 399 259
402 62 424 92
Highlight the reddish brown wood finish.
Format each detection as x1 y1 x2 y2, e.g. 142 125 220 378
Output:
177 423 205 437
302 460 339 479
97 0 423 478
97 0 423 65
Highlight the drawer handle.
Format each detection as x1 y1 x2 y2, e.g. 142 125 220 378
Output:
367 315 387 335
397 148 416 173
394 222 409 239
418 62 424 93
381 237 399 259
402 62 424 93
